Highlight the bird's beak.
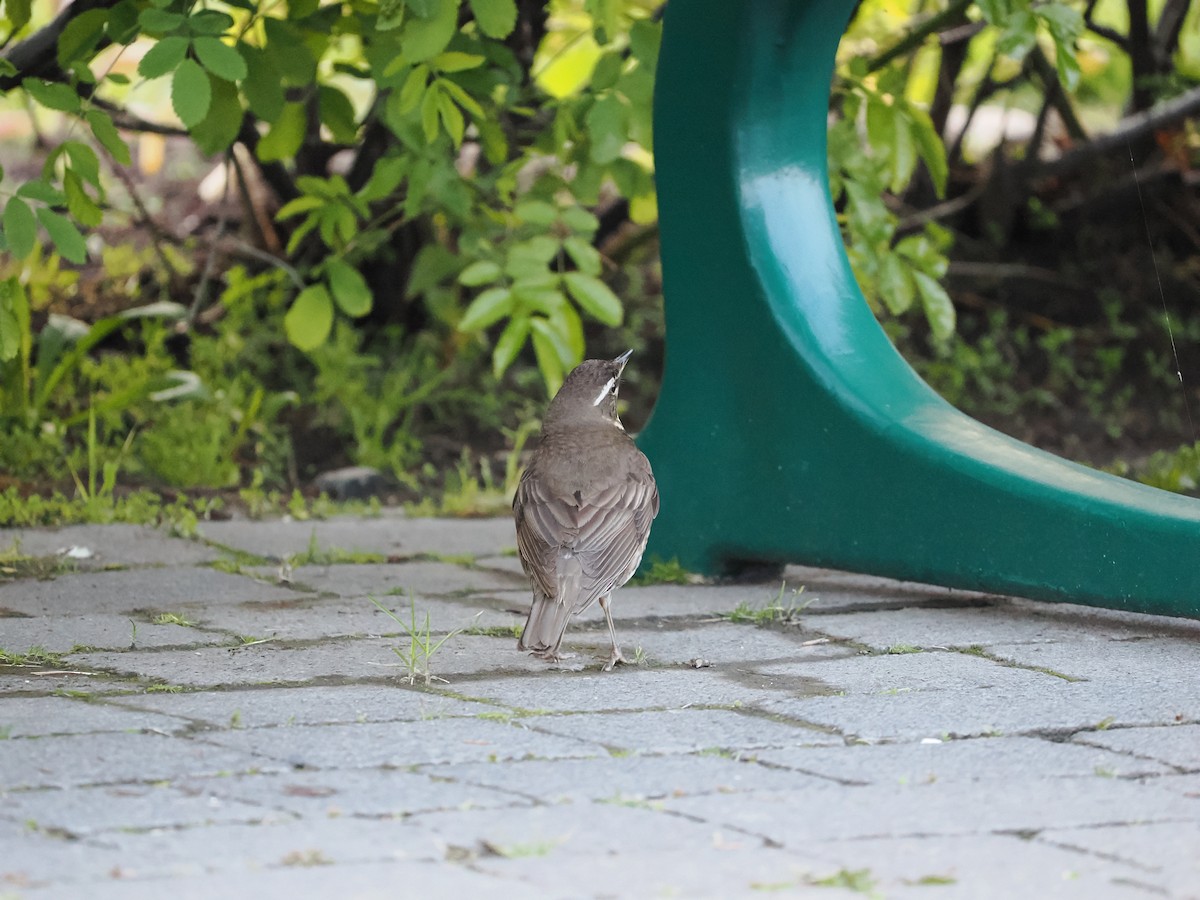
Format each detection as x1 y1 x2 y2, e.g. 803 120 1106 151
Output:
614 349 633 370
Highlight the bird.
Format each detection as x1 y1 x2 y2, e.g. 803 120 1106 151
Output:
513 349 659 670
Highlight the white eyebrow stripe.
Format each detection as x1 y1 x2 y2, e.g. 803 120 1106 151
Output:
592 378 616 406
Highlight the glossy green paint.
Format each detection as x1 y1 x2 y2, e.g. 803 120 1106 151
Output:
637 0 1200 617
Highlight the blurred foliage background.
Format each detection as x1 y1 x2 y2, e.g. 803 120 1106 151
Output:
0 0 1199 524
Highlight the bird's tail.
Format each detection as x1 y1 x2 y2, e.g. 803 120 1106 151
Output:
517 552 582 657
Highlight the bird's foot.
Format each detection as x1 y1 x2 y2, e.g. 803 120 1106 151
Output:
602 645 629 672
531 649 577 663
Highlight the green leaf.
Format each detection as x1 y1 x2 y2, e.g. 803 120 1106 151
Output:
586 0 619 43
0 278 25 363
139 8 185 32
318 86 358 143
420 85 441 143
912 271 956 342
563 272 622 325
436 78 484 119
402 0 457 62
357 156 408 202
628 19 660 69
515 200 558 226
240 45 285 123
492 315 529 377
530 314 574 369
376 0 405 31
325 259 373 317
63 141 101 186
562 236 601 275
459 287 513 331
191 75 242 155
193 36 248 81
21 78 81 113
529 318 564 396
397 64 429 114
5 0 30 31
437 90 465 146
562 206 600 234
64 171 103 228
877 254 915 315
277 195 324 220
36 208 88 264
284 284 334 350
432 51 485 72
86 110 132 166
907 105 947 198
16 179 65 205
107 0 141 44
263 18 317 84
406 0 438 16
405 244 460 298
468 0 516 37
257 102 306 162
188 10 235 34
458 260 502 287
586 94 627 165
57 8 108 68
3 198 36 260
138 36 190 78
172 58 212 128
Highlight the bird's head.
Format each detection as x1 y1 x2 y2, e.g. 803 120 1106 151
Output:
543 350 633 431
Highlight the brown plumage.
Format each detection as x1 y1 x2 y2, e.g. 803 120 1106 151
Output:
513 351 659 670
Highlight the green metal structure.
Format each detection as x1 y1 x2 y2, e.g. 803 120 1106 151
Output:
637 0 1200 618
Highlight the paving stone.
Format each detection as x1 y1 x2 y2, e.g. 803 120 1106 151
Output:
2 783 281 836
762 677 1200 742
1039 821 1200 897
70 632 555 688
1 524 219 568
663 775 1200 845
176 593 520 643
198 716 605 769
104 683 488 729
189 767 526 818
525 707 841 754
197 515 515 561
426 752 828 804
0 614 216 653
246 559 527 597
0 694 192 738
782 565 1001 612
806 833 1153 900
0 731 278 789
407 799 766 860
0 567 303 618
796 604 1189 653
754 647 1054 695
987 637 1200 684
440 664 830 713
0 831 131 892
1074 724 1200 770
753 734 1174 785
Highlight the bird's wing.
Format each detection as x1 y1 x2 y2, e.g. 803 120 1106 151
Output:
513 468 578 600
573 450 659 611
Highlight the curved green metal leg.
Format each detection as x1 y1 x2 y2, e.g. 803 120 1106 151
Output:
638 0 1200 618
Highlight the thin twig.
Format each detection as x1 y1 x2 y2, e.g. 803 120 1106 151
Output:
868 0 972 72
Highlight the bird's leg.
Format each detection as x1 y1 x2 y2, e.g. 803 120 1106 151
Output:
598 594 627 671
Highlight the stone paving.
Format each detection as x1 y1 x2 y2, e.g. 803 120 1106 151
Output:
2 512 1199 899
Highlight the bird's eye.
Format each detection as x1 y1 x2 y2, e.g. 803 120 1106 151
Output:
592 377 617 406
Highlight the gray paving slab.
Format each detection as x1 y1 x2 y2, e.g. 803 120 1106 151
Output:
246 559 527 597
197 716 606 769
0 694 192 738
196 514 515 561
0 613 216 653
174 592 521 643
1039 821 1200 897
762 677 1199 742
104 683 488 729
753 734 1175 784
1 523 219 567
426 751 829 803
1 731 279 789
0 566 303 618
1074 724 1200 771
3 514 1200 899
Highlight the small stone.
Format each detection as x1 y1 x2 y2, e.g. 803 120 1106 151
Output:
312 465 389 500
